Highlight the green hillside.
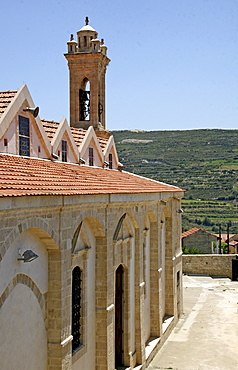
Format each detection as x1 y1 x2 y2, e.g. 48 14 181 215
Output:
112 129 238 234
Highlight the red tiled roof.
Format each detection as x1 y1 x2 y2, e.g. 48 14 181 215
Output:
42 121 109 151
41 119 60 141
182 227 200 238
0 91 17 118
97 136 108 150
215 234 236 243
70 127 87 146
182 227 219 239
0 154 183 197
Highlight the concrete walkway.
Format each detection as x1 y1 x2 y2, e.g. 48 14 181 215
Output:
147 275 238 370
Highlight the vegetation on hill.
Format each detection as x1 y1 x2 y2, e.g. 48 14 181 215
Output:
112 129 238 234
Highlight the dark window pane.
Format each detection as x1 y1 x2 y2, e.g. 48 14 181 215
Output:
19 136 30 156
89 147 94 166
72 266 82 353
62 140 67 162
109 153 113 169
19 116 29 136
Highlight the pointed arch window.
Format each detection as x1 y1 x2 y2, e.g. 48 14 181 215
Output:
72 266 82 353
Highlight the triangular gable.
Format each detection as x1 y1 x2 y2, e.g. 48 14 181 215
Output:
51 118 79 162
78 126 104 165
0 84 51 157
103 135 119 168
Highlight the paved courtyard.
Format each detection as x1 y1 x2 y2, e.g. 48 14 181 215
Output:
147 274 238 370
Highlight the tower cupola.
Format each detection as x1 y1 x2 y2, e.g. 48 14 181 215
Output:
65 17 110 130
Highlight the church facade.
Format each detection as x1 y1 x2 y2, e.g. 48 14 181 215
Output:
0 19 184 370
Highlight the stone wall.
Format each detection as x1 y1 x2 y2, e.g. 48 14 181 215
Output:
182 254 238 278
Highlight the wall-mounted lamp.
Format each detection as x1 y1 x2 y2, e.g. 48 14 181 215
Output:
51 153 59 160
176 209 184 214
104 161 109 167
23 107 39 118
17 249 39 262
79 158 85 164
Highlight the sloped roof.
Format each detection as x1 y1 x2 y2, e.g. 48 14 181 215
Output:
182 227 219 239
42 119 109 151
182 227 200 238
96 135 108 150
216 234 236 244
70 126 88 146
0 91 17 118
0 154 183 197
41 119 60 142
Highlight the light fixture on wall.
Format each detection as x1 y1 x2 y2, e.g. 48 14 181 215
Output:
79 158 85 164
23 106 39 117
17 249 39 262
176 208 184 214
51 153 59 160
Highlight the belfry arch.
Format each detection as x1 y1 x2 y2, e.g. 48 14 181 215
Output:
79 78 90 121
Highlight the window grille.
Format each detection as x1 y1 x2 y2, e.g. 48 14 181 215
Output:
72 266 82 353
19 116 30 156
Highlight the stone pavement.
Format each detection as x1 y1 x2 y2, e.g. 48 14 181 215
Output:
147 274 238 370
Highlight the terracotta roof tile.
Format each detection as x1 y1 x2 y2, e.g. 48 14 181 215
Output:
41 119 60 141
42 121 109 151
70 127 87 146
97 136 108 150
182 227 219 239
0 90 17 118
0 154 183 197
182 227 200 238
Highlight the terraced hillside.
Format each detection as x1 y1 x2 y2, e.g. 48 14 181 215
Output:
113 129 238 233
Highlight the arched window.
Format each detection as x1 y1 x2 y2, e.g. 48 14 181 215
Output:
72 266 82 353
79 80 90 121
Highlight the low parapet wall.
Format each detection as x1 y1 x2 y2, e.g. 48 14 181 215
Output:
182 254 238 278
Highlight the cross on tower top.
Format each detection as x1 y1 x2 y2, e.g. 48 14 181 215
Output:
85 16 89 25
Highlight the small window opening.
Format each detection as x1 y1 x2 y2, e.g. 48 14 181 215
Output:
62 140 67 162
109 153 113 169
38 146 41 153
177 271 180 287
89 147 94 166
58 150 60 157
84 36 87 47
90 36 93 47
78 37 81 48
72 266 82 353
4 138 8 146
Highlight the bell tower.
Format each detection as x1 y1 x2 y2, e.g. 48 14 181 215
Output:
65 17 110 130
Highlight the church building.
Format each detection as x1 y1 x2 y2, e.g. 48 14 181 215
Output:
0 18 184 370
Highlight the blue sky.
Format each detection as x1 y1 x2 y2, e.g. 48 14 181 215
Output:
1 0 238 131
